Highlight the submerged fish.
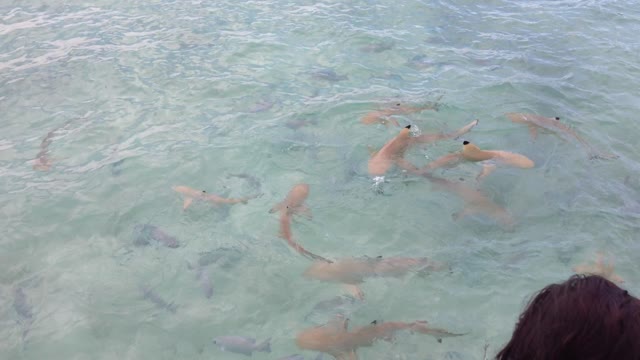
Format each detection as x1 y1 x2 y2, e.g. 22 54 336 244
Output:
110 158 126 175
13 287 33 319
140 285 177 313
305 295 360 322
196 267 214 299
196 247 244 268
359 41 394 53
311 69 348 82
505 112 617 159
212 336 271 356
296 317 465 359
133 224 179 248
173 185 258 210
278 355 305 360
271 184 332 263
227 173 262 191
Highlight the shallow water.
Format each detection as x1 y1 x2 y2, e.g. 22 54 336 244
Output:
1 0 639 359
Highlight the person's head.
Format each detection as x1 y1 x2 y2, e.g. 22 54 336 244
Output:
497 274 640 360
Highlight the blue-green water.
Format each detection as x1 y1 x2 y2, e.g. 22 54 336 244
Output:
1 1 639 359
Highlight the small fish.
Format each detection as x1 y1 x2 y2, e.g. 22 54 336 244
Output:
227 173 262 191
212 336 271 356
248 100 274 113
110 159 126 176
311 69 348 82
407 54 438 70
278 355 305 360
285 118 318 130
133 224 179 248
196 268 214 299
173 185 258 210
359 41 394 53
140 285 177 313
13 287 33 319
305 295 360 322
196 247 244 268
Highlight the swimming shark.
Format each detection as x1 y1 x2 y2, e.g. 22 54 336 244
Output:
296 316 465 359
505 112 617 159
172 185 257 210
368 120 479 177
270 184 332 263
422 140 534 180
573 252 624 284
303 256 447 299
423 174 515 230
361 101 439 127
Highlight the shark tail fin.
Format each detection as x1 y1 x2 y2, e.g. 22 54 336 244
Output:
256 338 271 353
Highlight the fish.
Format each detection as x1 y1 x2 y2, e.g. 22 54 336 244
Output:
172 185 258 210
305 295 360 322
359 41 394 53
286 118 318 130
270 184 332 263
368 126 414 176
140 285 177 313
196 267 214 298
133 224 179 248
423 174 515 230
303 256 447 299
311 69 348 82
110 158 126 176
13 287 33 319
406 55 447 71
227 173 262 190
573 252 624 284
278 355 305 360
32 125 59 171
505 112 617 159
196 247 244 268
248 99 274 113
361 102 438 127
296 316 465 359
422 140 534 180
410 119 479 144
212 336 271 356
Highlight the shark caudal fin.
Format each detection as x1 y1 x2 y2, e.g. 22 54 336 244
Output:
255 338 271 353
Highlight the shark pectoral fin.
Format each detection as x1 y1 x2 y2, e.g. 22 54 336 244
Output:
343 284 364 300
269 202 284 214
183 197 194 210
451 119 479 140
476 163 497 182
367 146 378 158
294 205 313 220
396 158 421 175
452 207 475 221
528 125 538 140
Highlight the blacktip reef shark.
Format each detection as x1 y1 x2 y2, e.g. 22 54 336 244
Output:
361 99 441 127
421 140 534 180
296 315 465 359
422 174 515 230
505 112 618 160
270 183 332 263
367 120 480 177
172 185 259 210
32 120 73 171
302 256 448 299
573 252 624 284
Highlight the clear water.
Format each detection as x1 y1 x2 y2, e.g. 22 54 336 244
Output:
1 1 639 359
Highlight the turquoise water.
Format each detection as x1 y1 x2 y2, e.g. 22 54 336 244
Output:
1 0 639 359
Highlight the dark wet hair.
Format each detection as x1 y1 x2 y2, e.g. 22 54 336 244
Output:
496 275 640 360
